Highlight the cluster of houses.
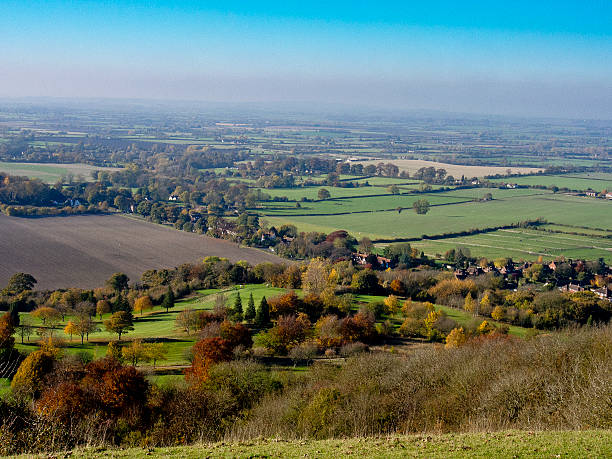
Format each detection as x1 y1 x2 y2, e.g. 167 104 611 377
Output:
352 253 394 269
584 190 612 199
452 259 612 301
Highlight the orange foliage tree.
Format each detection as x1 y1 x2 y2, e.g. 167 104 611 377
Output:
185 337 234 384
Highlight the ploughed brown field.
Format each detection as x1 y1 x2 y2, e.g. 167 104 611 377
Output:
0 214 286 290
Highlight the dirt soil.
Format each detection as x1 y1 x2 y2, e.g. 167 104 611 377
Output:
0 214 287 290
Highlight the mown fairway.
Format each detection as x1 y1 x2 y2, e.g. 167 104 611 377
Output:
15 284 288 367
24 430 612 458
0 214 287 290
0 161 119 183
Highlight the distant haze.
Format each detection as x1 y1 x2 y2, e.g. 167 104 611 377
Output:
2 1 611 119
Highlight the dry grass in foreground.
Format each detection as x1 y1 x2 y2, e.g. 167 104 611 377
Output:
16 430 612 458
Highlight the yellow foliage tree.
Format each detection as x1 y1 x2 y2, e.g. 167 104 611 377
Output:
424 310 442 333
64 321 78 341
464 293 476 314
383 295 400 315
491 306 505 321
134 296 153 316
477 320 494 335
445 327 466 348
480 292 492 315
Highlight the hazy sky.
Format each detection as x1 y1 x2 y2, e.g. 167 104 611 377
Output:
2 1 611 118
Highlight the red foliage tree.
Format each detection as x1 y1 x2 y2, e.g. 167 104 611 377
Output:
185 337 234 384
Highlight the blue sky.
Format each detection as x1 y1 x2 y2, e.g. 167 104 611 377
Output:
1 1 611 117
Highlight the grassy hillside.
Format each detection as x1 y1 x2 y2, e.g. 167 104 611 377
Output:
23 431 612 458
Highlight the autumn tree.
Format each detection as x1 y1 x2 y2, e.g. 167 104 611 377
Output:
96 299 111 318
464 293 476 314
134 296 153 316
491 306 505 321
185 337 234 384
315 314 343 348
383 295 400 315
122 339 146 366
358 237 373 253
104 311 134 340
144 343 167 368
64 321 78 341
176 308 198 335
302 258 329 296
74 313 99 344
445 327 467 348
11 349 55 397
260 313 312 355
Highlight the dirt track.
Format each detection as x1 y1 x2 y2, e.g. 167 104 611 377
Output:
0 214 287 290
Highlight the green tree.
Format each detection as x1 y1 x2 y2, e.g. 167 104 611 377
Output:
233 293 243 321
413 199 430 215
104 311 134 340
255 296 270 327
2 273 37 295
317 188 331 200
106 272 129 293
162 286 175 313
244 292 256 322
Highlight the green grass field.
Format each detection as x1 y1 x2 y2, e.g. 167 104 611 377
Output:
411 227 612 262
14 285 292 367
0 161 119 183
23 430 612 458
491 172 612 192
265 191 612 243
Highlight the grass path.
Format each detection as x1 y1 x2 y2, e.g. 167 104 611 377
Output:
22 430 611 458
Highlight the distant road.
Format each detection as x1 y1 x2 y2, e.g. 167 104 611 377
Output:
0 214 286 290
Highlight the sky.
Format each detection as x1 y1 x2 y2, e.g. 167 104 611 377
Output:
1 0 611 118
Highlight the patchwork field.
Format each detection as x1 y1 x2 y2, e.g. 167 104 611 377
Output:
491 172 612 191
266 190 612 241
0 161 120 183
352 159 542 178
0 214 286 290
411 227 612 262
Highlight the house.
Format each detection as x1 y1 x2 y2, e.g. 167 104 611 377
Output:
592 286 612 300
560 283 584 293
168 194 179 201
586 191 597 197
606 193 612 200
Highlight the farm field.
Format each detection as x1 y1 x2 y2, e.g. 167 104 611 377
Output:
353 159 542 178
0 161 120 183
259 187 545 217
411 227 612 263
491 172 612 191
32 430 612 458
266 191 612 241
0 214 286 290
